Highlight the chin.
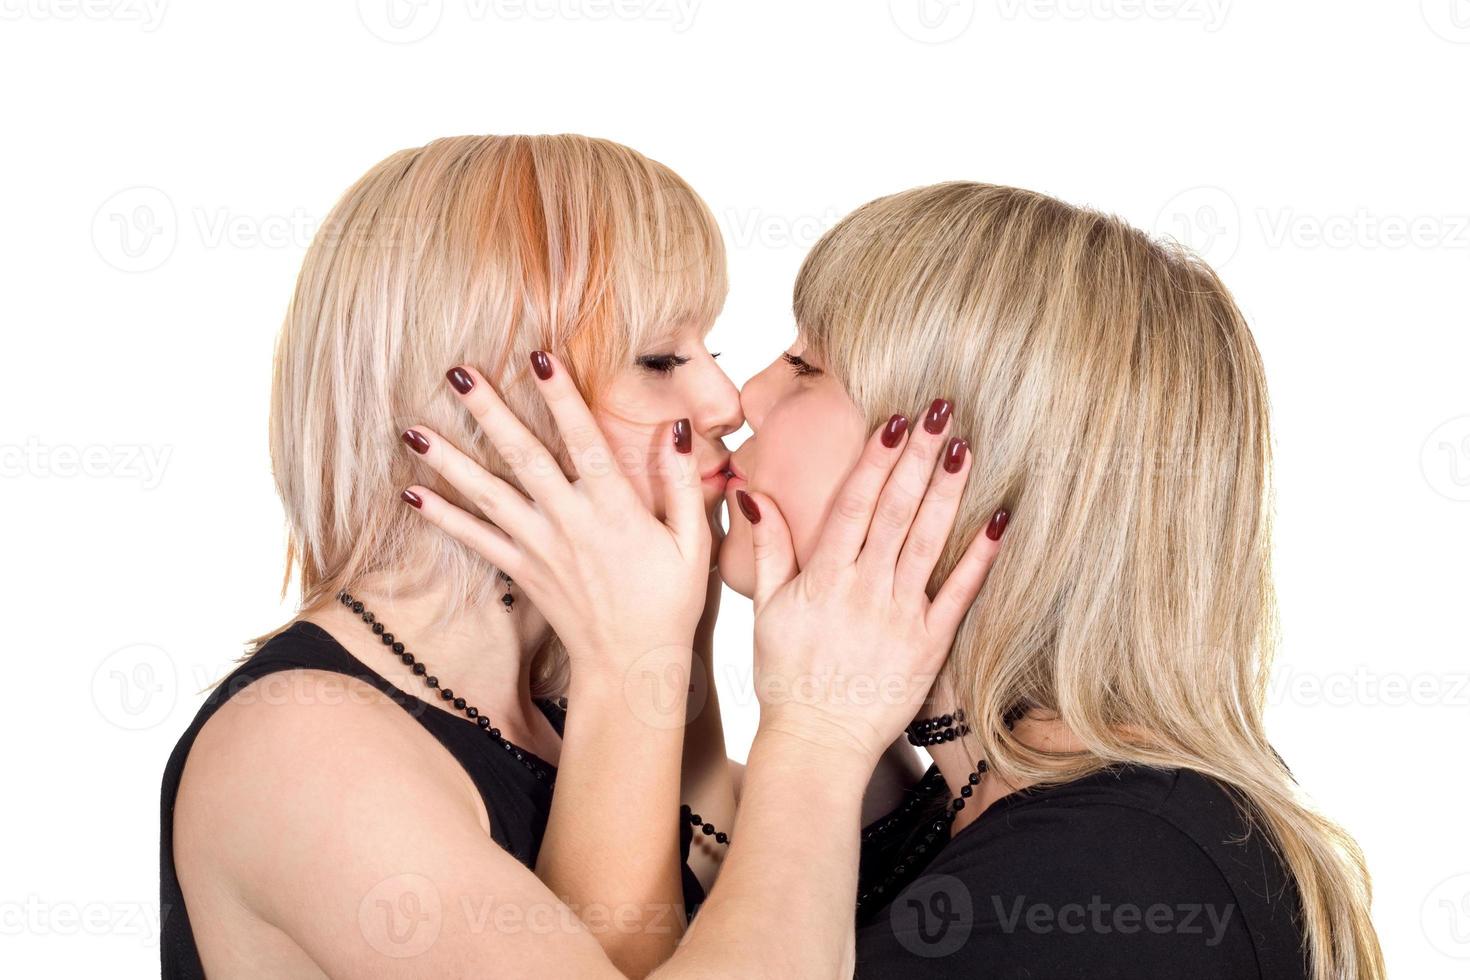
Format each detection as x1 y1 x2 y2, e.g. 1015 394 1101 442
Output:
716 528 755 598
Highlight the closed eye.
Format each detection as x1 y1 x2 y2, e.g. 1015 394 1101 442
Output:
782 352 821 377
637 353 692 376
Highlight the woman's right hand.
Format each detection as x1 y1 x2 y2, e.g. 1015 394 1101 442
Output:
399 351 711 682
735 406 1006 767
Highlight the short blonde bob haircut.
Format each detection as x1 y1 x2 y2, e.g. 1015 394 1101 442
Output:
255 134 726 694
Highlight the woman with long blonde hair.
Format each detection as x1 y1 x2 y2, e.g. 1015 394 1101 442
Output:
716 181 1385 978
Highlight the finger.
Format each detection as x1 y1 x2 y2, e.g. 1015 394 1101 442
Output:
444 363 573 506
735 488 797 610
926 507 1009 639
661 417 707 559
892 436 972 600
857 398 954 578
400 484 524 578
400 424 542 539
804 412 911 574
525 350 627 496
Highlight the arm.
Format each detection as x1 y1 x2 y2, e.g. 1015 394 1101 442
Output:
407 354 711 974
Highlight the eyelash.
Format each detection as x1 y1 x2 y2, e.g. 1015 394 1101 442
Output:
782 352 820 377
636 351 721 375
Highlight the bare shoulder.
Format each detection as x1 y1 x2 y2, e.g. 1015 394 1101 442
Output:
171 669 621 977
174 669 485 904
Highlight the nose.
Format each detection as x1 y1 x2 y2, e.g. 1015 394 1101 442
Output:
692 356 745 441
738 364 773 432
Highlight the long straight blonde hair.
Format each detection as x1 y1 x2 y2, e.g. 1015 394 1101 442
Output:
795 182 1383 980
253 134 726 690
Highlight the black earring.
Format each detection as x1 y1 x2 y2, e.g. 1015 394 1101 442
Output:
500 573 514 612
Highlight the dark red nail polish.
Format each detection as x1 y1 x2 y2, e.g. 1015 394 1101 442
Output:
673 418 692 454
923 398 953 435
401 429 431 455
530 350 553 380
736 489 761 524
881 414 909 448
446 366 474 394
985 508 1010 541
944 437 969 473
401 488 423 509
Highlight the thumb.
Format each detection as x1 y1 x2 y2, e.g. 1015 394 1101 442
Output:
661 418 707 560
736 488 797 609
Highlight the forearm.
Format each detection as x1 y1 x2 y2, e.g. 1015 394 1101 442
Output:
656 726 872 979
538 655 690 977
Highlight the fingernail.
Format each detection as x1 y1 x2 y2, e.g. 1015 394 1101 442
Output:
944 437 969 473
530 350 554 380
446 366 474 394
736 489 761 524
881 414 909 448
923 398 953 434
401 429 431 455
986 508 1010 541
401 488 423 509
672 418 693 454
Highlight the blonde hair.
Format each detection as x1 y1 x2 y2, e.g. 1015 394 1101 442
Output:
254 134 727 692
794 182 1383 980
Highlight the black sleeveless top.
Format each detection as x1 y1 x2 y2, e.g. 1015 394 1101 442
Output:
852 763 1310 978
159 620 706 978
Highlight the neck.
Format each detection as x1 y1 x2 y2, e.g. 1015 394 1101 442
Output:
304 571 559 758
918 691 1083 838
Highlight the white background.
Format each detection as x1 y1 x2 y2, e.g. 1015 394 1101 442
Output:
1 1 1466 976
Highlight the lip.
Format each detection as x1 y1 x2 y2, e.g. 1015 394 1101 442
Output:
701 453 734 484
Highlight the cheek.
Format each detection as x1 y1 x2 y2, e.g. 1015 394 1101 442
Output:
762 438 855 566
596 418 660 512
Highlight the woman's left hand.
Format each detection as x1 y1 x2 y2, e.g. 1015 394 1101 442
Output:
399 352 711 681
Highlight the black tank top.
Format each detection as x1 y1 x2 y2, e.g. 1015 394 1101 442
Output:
159 620 707 978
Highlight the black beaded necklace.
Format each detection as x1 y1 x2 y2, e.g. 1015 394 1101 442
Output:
335 589 730 847
855 756 987 916
857 705 1025 917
